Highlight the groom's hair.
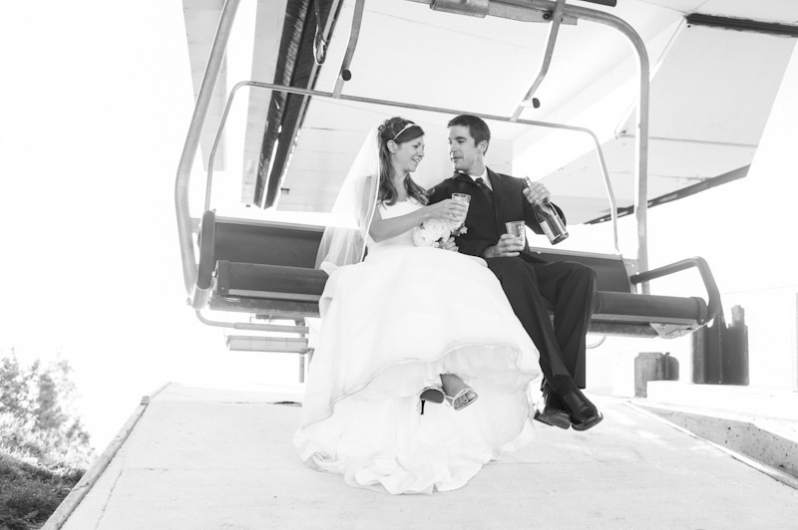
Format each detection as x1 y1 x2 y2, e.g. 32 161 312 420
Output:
448 114 491 154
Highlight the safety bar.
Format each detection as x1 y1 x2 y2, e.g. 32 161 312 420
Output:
629 257 721 324
510 0 567 120
201 79 620 251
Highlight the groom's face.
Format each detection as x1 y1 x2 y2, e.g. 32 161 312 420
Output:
448 125 484 175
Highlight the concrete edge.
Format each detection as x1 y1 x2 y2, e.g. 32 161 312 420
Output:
624 401 798 490
632 399 798 477
40 382 172 530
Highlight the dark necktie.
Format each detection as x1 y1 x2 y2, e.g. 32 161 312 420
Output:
475 177 494 209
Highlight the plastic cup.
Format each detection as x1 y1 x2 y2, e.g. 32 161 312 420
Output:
451 193 471 226
505 220 526 245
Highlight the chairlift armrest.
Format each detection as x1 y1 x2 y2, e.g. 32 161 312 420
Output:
192 210 217 309
629 257 721 323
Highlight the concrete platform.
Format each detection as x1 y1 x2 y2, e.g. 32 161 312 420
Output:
48 383 798 530
638 381 798 482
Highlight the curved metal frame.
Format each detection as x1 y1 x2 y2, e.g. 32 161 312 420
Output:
203 80 620 251
176 0 650 300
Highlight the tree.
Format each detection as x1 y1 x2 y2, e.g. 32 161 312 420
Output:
0 350 94 468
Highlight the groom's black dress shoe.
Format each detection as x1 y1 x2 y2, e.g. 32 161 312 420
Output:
532 387 571 430
558 381 603 431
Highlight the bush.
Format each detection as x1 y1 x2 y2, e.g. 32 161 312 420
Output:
1 350 94 529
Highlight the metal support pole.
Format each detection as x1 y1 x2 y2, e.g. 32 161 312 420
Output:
175 0 241 297
333 0 366 98
510 0 567 121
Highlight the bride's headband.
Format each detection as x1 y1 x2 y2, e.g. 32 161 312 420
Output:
392 122 418 141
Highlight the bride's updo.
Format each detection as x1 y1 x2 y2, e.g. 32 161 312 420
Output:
377 117 428 206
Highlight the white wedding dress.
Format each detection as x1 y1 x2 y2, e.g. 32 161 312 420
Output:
293 200 542 494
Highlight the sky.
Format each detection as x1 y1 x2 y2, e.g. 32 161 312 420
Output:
0 1 301 450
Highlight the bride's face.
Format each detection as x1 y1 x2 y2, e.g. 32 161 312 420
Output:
391 136 425 173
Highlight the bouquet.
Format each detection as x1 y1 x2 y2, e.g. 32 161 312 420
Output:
412 218 468 248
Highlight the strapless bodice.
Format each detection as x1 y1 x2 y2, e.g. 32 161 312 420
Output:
366 200 422 255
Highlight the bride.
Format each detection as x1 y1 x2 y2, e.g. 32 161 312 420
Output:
293 117 541 494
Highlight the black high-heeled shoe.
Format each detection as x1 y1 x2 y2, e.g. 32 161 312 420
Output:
419 385 445 415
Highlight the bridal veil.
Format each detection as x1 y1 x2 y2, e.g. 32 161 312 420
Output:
314 127 380 272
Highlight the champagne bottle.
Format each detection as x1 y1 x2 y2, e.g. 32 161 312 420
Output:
523 177 568 244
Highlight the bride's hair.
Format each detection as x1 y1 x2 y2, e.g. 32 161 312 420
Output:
377 117 428 206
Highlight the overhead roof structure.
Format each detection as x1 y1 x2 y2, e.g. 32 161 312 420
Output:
179 0 798 225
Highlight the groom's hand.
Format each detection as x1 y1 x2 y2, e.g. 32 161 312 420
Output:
523 181 551 205
484 234 524 258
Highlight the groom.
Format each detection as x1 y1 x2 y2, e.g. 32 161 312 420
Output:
429 114 602 431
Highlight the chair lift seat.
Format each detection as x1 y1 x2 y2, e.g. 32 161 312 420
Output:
195 210 719 338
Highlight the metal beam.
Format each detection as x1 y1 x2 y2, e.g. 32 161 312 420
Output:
686 14 798 38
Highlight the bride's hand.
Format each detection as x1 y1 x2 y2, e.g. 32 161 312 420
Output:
441 236 458 252
426 199 467 222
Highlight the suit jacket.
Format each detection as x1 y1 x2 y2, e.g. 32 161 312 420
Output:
428 168 566 262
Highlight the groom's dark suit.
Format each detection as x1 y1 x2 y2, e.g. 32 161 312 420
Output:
429 169 597 389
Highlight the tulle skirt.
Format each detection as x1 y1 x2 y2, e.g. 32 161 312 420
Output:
294 246 541 494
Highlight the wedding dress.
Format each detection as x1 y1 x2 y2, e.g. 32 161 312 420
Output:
293 199 542 494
